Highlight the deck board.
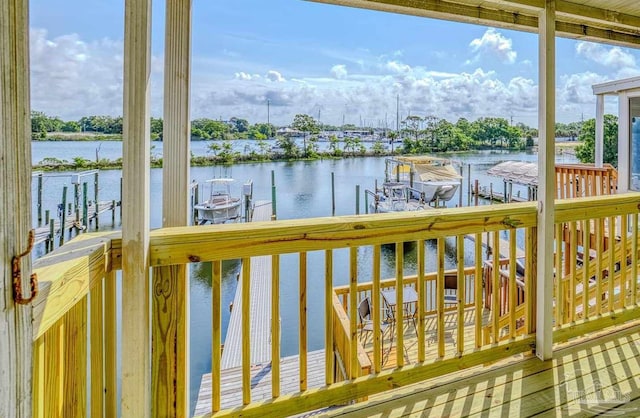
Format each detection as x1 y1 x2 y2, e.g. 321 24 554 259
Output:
195 349 326 415
327 325 640 418
220 201 273 370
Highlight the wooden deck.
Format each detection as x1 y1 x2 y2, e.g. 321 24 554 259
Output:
195 349 327 415
220 200 273 369
327 324 640 417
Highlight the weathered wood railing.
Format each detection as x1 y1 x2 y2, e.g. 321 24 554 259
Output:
28 192 640 418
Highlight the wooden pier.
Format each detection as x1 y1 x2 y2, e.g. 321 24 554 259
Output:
220 200 273 369
195 350 326 414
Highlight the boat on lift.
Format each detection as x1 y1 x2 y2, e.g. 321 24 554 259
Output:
385 156 461 205
194 178 242 225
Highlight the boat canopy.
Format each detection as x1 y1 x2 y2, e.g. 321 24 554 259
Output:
205 178 235 183
391 156 462 181
487 161 539 186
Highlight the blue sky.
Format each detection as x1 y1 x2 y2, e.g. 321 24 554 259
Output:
30 0 640 127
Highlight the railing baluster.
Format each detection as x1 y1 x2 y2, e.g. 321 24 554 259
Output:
90 279 105 418
608 216 616 312
349 247 358 378
491 231 499 342
582 220 590 320
474 233 482 348
437 238 445 358
272 255 281 397
621 215 628 309
417 240 426 362
372 245 383 371
509 229 516 338
242 257 251 405
211 260 221 412
324 250 333 384
44 321 64 415
555 223 563 327
569 221 577 323
633 214 639 304
457 235 465 351
525 227 535 334
33 336 45 418
596 218 604 315
64 297 87 417
299 252 308 391
396 242 405 365
104 270 117 418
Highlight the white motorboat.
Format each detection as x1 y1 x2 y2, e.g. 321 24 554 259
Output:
385 156 461 204
194 178 242 224
367 182 429 213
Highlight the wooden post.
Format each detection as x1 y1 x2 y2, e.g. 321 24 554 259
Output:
45 209 50 225
60 186 68 246
112 200 116 227
120 177 123 222
153 0 192 415
122 0 152 414
74 182 80 220
331 172 335 216
459 165 463 207
467 164 471 206
82 182 88 230
364 190 369 214
271 170 277 220
0 0 33 414
37 173 43 224
536 0 556 361
94 172 99 229
49 219 55 253
355 184 360 215
474 179 479 206
595 94 604 168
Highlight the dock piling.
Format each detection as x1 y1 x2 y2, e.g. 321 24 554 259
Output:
112 200 116 226
60 186 67 246
82 182 88 231
48 219 55 253
45 209 50 225
355 184 360 215
94 172 99 229
37 173 43 225
271 170 277 220
331 172 335 216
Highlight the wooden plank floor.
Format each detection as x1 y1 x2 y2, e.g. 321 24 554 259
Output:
220 201 273 369
195 349 326 415
327 324 640 417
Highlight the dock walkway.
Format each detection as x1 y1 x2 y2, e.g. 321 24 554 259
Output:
220 200 273 369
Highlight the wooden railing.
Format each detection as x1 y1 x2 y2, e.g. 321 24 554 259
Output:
29 192 640 418
553 193 640 343
331 291 371 381
31 232 119 417
555 163 617 199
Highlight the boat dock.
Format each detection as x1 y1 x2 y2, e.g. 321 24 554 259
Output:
220 200 274 369
195 349 326 414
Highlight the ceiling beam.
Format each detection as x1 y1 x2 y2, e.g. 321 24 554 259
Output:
308 0 640 46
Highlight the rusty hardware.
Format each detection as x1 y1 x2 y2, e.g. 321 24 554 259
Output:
12 229 38 305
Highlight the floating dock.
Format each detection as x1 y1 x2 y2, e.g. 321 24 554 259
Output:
220 200 273 369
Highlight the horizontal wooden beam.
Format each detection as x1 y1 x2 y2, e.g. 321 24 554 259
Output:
554 192 640 223
148 203 538 265
32 232 116 341
307 0 640 46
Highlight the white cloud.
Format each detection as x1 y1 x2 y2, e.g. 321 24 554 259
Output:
265 70 285 82
576 42 636 69
234 72 255 80
330 64 348 79
385 60 412 74
469 28 517 64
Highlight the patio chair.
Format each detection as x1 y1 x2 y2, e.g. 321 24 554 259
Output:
358 297 392 363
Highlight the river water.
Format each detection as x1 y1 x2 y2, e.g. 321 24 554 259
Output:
30 140 578 411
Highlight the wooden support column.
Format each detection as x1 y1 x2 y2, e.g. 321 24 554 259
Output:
0 0 33 415
595 94 604 168
121 0 152 416
152 0 192 416
536 0 555 361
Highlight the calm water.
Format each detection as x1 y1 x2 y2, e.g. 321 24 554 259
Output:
30 140 578 412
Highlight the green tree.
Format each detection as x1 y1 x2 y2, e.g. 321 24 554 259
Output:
276 136 299 159
576 115 618 167
61 121 81 132
291 114 319 157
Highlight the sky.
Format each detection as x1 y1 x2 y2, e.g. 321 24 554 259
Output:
29 0 640 128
